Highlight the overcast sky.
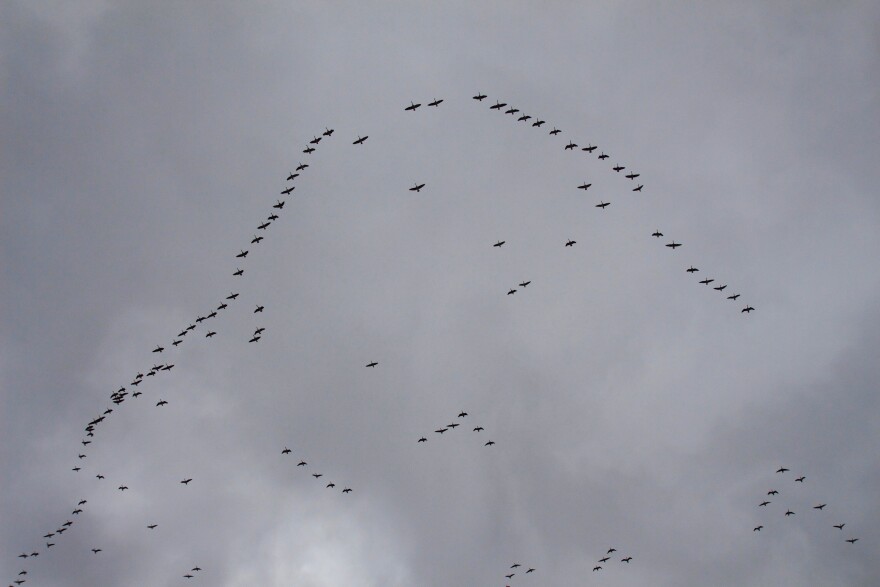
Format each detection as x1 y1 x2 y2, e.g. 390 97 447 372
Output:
3 2 880 586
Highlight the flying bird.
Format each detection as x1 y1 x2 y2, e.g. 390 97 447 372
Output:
834 523 845 530
91 549 101 554
428 98 443 107
303 146 315 154
507 289 516 295
742 306 755 313
596 201 610 209
549 127 561 135
410 183 426 192
699 278 715 285
153 346 164 353
768 490 779 495
625 172 640 180
147 524 158 529
493 240 505 247
485 440 495 446
282 447 291 454
754 526 763 531
353 135 368 145
472 92 487 101
578 182 592 190
473 427 484 432
633 184 644 192
236 250 248 258
612 164 625 172
342 488 352 493
583 144 597 152
296 163 309 171
666 241 682 248
233 268 244 276
205 331 216 338
323 128 334 136
776 467 789 473
621 557 632 563
846 538 859 544
598 152 609 159
505 108 519 115
254 305 264 313
519 281 530 288
366 361 378 368
814 504 827 510
418 437 427 443
727 294 741 300
312 473 323 479
458 411 468 417
759 501 771 507
565 239 576 247
532 119 545 127
274 200 286 208
785 510 795 516
518 114 532 121
310 135 322 144
286 172 298 181
156 400 168 406
405 101 421 111
490 101 507 110
281 186 294 195
564 141 577 150
180 478 192 485
297 461 307 467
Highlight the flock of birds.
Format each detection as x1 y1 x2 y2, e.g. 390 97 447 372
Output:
10 92 788 587
752 467 860 545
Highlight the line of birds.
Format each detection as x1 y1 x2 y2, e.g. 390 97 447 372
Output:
281 447 353 493
588 547 633 573
752 467 860 545
416 410 496 447
470 92 754 314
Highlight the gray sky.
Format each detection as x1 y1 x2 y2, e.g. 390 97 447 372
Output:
3 2 880 586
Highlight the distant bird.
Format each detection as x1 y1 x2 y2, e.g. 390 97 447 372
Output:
505 108 519 115
79 454 86 459
435 428 447 434
282 447 291 454
768 490 779 495
184 575 194 579
473 427 483 432
236 250 248 258
91 548 102 554
565 240 576 247
549 128 561 135
226 292 239 300
846 538 859 544
699 278 715 285
666 241 682 249
342 488 352 493
118 486 128 491
526 568 535 573
511 564 521 568
296 163 309 171
258 221 270 230
353 135 368 145
72 509 82 514
598 152 609 159
505 574 515 579
518 115 532 122
192 567 202 572
205 331 216 338
312 473 323 479
181 478 192 485
156 400 168 406
625 172 640 180
753 526 763 532
485 440 495 446
583 144 597 152
297 461 307 467
405 101 421 111
428 98 443 107
281 186 294 195
493 240 505 247
274 200 286 209
72 467 81 472
326 482 336 488
254 327 265 334
607 548 617 554
612 165 625 172
153 345 164 353
532 119 545 127
249 336 261 343
458 411 468 417
323 128 334 136
418 437 427 443
519 281 530 288
727 294 741 300
472 92 487 101
565 141 577 150
96 474 105 479
578 182 592 190
596 201 610 209
759 501 771 507
366 361 378 368
621 557 632 563
742 306 755 313
814 504 827 510
410 183 426 192
254 305 264 313
286 172 298 181
776 467 789 473
303 146 315 154
593 566 602 572
652 230 663 238
633 184 643 192
147 524 158 529
599 557 610 563
447 423 459 429
686 266 699 273
172 339 182 346
217 302 228 310
310 135 322 144
785 510 795 516
507 289 516 295
490 101 507 110
834 523 845 530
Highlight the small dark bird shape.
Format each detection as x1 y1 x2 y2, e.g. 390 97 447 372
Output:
258 221 271 230
493 240 505 247
505 574 515 579
327 482 336 488
249 336 260 343
281 186 294 195
473 427 484 432
742 306 755 313
435 428 447 434
418 437 427 443
518 114 532 122
184 575 193 579
511 563 521 568
205 331 216 338
633 184 644 192
310 135 322 144
578 182 592 190
342 488 352 493
296 163 309 171
410 183 426 192
405 101 421 111
728 294 741 300
118 485 129 491
652 230 663 238
485 440 495 446
96 474 105 479
599 557 610 563
181 478 192 485
92 548 101 554
297 461 307 467
505 108 519 115
72 467 81 472
447 423 459 428
532 119 545 127
613 165 625 172
353 135 368 145
251 235 263 244
598 152 609 159
593 566 602 572
236 250 248 258
282 448 291 454
846 538 859 544
286 172 298 181
814 504 827 510
323 128 334 136
458 411 468 417
274 200 286 209
834 523 845 530
607 548 617 554
490 101 506 110
549 127 561 135
776 467 789 473
227 292 239 300
565 141 577 150
153 346 164 353
621 557 632 563
366 361 378 368
596 201 610 209
473 93 487 101
172 339 182 346
234 269 244 276
666 241 682 248
428 99 443 107
217 302 228 310
254 305 264 313
526 568 535 573
785 510 795 516
686 266 699 273
699 278 715 285
768 490 779 495
303 146 315 154
583 144 597 152
754 526 763 531
148 524 157 529
156 400 168 406
625 172 640 180
312 473 322 479
507 289 516 295
255 327 265 334
79 454 86 459
519 281 530 288
565 240 576 247
759 501 771 507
